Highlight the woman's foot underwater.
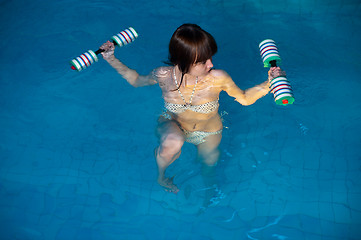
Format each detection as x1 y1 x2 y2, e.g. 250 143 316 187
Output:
154 147 180 194
158 176 179 194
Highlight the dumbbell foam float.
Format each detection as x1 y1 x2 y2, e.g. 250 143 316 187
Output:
70 27 138 71
259 39 294 105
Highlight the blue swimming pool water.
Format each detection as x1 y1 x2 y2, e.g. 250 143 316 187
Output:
1 0 361 239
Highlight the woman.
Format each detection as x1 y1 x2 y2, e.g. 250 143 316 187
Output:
100 24 283 193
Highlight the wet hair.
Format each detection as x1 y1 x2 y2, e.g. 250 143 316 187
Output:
168 24 217 89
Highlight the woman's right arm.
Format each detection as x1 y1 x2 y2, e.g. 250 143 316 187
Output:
100 41 157 87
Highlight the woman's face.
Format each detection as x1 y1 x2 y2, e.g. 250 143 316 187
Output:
188 58 214 77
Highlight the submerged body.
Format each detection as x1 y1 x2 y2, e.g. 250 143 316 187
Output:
100 24 282 193
156 65 269 142
158 66 223 132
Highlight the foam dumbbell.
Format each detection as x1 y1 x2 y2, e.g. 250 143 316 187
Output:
70 27 138 72
259 39 294 105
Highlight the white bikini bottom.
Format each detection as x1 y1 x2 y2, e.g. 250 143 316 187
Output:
161 111 222 145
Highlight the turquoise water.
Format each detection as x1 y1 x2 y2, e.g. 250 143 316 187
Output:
1 0 361 239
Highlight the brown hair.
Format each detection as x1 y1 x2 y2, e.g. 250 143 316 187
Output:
168 24 217 89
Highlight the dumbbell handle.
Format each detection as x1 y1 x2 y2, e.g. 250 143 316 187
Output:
259 39 294 105
269 60 277 68
94 40 117 55
70 27 138 72
95 49 104 55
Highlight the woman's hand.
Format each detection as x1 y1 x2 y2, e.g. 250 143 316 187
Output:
99 41 115 59
268 67 286 81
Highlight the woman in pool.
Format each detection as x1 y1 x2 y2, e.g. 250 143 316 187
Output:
100 23 283 193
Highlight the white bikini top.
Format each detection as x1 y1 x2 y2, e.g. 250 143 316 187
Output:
152 66 219 114
164 67 219 114
164 99 219 114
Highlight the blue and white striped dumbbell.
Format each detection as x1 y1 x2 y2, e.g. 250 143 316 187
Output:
70 27 138 72
259 39 294 105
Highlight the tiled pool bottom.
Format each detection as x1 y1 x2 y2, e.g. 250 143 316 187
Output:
1 0 361 239
1 107 360 240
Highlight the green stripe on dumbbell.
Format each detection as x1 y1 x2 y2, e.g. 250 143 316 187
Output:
275 94 294 105
263 55 281 67
70 59 82 71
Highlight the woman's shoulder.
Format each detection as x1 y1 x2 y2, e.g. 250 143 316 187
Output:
209 69 229 77
209 69 232 82
207 69 235 90
152 66 173 79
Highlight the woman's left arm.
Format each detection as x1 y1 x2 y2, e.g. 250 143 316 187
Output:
219 67 283 106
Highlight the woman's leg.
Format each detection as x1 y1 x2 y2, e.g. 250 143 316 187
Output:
197 132 222 167
155 117 185 193
197 133 223 206
197 132 222 186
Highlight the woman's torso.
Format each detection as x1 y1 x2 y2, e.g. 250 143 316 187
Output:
154 66 224 132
